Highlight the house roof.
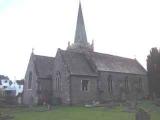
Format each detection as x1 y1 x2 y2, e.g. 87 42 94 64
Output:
33 55 54 79
60 50 97 76
60 49 146 75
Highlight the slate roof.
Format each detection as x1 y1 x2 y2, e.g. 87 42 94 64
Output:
60 50 97 76
89 52 147 75
59 49 146 76
33 55 54 78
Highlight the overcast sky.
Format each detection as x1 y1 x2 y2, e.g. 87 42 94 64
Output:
0 0 160 80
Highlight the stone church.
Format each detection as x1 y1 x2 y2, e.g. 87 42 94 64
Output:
23 3 148 105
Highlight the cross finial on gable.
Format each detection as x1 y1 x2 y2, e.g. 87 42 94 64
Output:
32 48 34 54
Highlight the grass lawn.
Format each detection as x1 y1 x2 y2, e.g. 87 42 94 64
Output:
13 106 134 120
1 101 160 120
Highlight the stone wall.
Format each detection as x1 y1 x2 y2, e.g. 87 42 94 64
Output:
70 75 98 105
37 78 52 104
52 49 70 105
23 54 38 105
98 71 148 102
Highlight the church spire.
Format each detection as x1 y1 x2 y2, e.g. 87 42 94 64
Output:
74 2 88 45
67 2 94 52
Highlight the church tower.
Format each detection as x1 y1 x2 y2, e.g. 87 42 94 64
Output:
67 2 94 52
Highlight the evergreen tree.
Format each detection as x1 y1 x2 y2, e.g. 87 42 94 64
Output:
147 47 160 97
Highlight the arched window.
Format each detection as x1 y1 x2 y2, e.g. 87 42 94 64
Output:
56 71 61 90
124 76 129 90
28 71 32 89
108 75 112 94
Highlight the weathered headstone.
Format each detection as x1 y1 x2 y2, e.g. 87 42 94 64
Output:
123 100 137 112
136 108 150 120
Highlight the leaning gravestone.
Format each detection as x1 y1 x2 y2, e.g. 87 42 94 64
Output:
136 108 150 120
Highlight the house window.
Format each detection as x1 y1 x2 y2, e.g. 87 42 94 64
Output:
3 86 7 89
124 76 129 90
108 75 112 94
28 72 32 89
138 77 142 89
81 80 89 91
9 81 12 85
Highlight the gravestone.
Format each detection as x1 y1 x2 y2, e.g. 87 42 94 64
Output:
123 100 137 112
136 108 150 120
105 101 119 109
153 97 160 107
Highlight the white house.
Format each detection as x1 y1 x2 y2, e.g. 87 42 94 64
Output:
0 79 23 96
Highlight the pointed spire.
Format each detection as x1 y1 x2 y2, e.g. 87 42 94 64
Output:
74 2 88 45
67 1 93 52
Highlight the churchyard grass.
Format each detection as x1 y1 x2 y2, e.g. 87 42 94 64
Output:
1 100 160 120
13 106 135 120
138 100 160 120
